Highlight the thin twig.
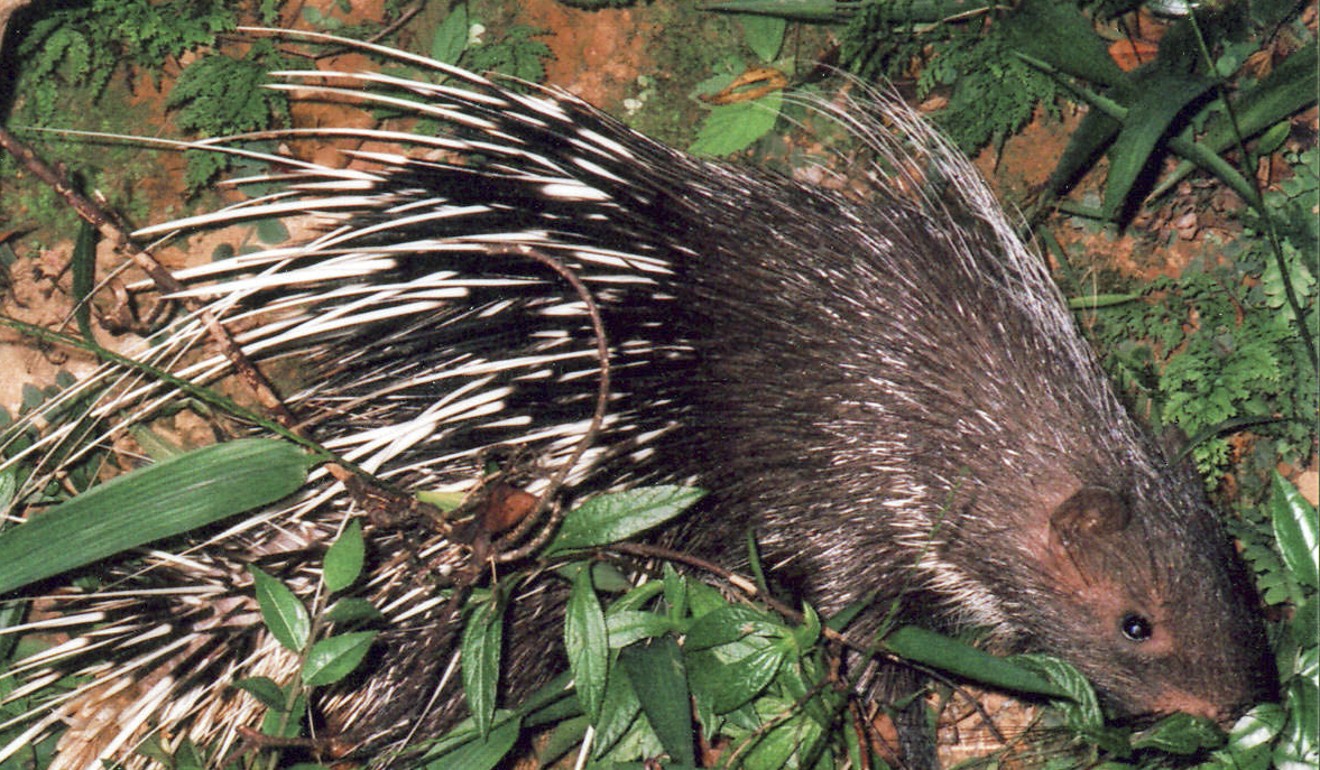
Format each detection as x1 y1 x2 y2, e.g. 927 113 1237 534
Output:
0 125 298 428
488 243 612 564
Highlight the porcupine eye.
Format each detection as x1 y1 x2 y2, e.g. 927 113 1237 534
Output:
1120 613 1153 642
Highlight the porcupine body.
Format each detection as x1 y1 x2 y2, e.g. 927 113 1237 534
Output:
0 31 1276 768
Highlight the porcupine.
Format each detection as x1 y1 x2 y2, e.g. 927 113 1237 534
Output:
0 29 1277 769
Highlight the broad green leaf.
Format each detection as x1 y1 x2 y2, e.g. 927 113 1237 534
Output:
605 610 674 649
323 518 364 593
1270 472 1319 590
566 565 609 722
302 631 378 686
232 676 286 710
884 626 1067 699
545 486 705 555
250 566 310 652
1102 68 1216 219
1133 713 1226 755
462 593 505 737
1228 703 1287 751
421 713 522 770
591 665 643 757
739 13 785 63
743 703 825 770
619 637 694 766
1013 653 1103 730
431 5 469 66
692 642 785 714
0 438 312 595
518 671 579 728
260 692 306 739
685 604 781 651
689 91 784 157
1000 0 1124 87
325 597 383 624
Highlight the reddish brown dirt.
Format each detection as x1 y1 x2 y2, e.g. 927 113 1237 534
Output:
517 0 657 107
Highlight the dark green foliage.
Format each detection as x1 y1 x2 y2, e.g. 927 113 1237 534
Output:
15 0 238 125
1080 146 1316 483
1227 475 1318 770
166 41 292 190
841 0 1067 153
919 33 1059 153
464 25 554 84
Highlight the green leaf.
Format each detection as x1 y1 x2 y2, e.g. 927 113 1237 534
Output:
172 739 208 770
0 439 311 595
323 518 364 593
1133 712 1226 755
591 665 643 757
260 692 306 739
545 486 705 555
739 13 785 63
255 217 290 245
421 713 522 770
1270 471 1319 590
999 0 1124 87
302 631 378 686
1155 41 1319 199
605 610 674 649
742 702 826 770
462 592 505 737
1103 68 1216 219
565 566 609 722
883 626 1068 699
685 604 781 651
325 597 383 624
619 637 694 766
431 5 469 66
1012 653 1103 730
232 676 287 710
1228 703 1287 752
1275 648 1319 769
251 566 311 652
699 0 846 23
689 91 784 157
692 641 785 714
71 220 97 342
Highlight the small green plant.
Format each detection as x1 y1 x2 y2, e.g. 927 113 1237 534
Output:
166 41 293 191
1077 145 1316 484
234 518 382 765
1216 474 1318 770
13 0 240 126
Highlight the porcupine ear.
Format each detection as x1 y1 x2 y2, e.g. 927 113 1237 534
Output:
1052 487 1132 540
1046 486 1133 576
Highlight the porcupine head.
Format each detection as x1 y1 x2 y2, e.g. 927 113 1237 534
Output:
717 190 1281 729
663 108 1280 730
